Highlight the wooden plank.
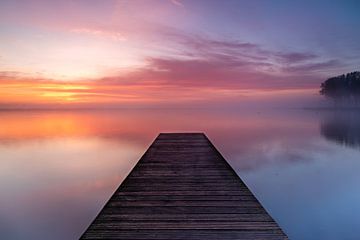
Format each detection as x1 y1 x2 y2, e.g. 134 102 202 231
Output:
80 133 288 239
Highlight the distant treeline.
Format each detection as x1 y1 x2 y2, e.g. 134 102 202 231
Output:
320 72 360 105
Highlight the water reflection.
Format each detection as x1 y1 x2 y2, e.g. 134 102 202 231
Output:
320 110 360 149
0 109 359 240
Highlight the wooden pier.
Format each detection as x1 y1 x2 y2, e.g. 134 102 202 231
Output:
80 133 288 239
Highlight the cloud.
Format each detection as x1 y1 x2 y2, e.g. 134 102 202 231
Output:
171 31 350 80
162 30 268 62
2 30 339 92
154 29 343 77
0 64 318 109
70 28 126 41
284 59 342 72
91 56 317 93
0 25 342 108
170 0 184 8
276 52 318 64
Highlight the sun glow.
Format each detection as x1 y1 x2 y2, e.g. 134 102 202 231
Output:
41 92 78 101
36 84 92 101
37 84 91 90
0 79 94 104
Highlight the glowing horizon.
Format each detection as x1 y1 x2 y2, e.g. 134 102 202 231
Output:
1 0 359 107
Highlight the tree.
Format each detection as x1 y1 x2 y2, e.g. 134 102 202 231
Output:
320 71 360 106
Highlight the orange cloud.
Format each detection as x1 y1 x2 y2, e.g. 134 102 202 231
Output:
0 72 317 109
0 78 91 104
2 29 329 109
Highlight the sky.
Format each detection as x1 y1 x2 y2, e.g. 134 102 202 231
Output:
0 0 359 108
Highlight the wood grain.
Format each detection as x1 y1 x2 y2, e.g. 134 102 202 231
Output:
80 133 288 239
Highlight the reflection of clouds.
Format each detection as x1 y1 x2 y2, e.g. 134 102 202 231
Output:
0 109 319 171
320 111 360 149
1 109 360 240
0 216 18 240
0 110 156 145
227 138 324 172
206 111 319 171
241 140 360 240
0 137 141 240
15 173 125 239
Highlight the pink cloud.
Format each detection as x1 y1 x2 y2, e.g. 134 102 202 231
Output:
70 28 126 41
170 0 184 8
284 59 342 72
275 52 318 63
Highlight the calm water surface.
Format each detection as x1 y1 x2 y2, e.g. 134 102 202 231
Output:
1 109 360 240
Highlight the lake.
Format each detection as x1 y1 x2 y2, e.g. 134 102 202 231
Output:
1 108 360 240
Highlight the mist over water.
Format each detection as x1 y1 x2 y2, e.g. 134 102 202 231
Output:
1 108 360 240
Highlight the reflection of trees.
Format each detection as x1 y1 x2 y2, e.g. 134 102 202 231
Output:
320 111 360 149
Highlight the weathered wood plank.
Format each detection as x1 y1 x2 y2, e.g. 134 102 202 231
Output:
80 133 288 239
